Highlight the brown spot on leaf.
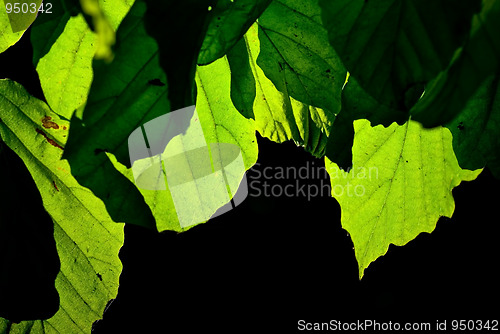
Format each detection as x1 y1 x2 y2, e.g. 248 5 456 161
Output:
53 181 59 192
42 116 60 130
36 128 64 150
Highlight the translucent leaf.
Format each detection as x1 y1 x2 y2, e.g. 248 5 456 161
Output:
0 79 124 333
326 119 481 278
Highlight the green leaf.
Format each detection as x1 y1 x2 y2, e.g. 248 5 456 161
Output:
412 0 500 127
79 0 117 60
326 77 409 170
109 56 258 232
325 119 481 278
257 0 345 114
3 0 42 33
228 0 346 157
31 0 80 66
142 0 217 109
33 0 134 118
198 0 272 65
227 37 256 119
446 73 500 178
98 0 136 31
36 13 96 118
64 0 162 229
0 1 24 53
66 0 259 231
319 0 480 110
0 79 124 333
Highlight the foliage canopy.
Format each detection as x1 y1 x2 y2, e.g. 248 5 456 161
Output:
0 0 498 330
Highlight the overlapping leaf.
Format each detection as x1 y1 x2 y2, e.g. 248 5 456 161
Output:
446 73 500 178
33 0 134 118
198 0 272 65
3 0 43 33
110 57 258 232
412 0 500 127
257 0 345 114
228 0 346 157
0 0 25 53
31 0 79 66
326 119 481 278
64 0 258 231
36 13 97 118
142 0 217 109
63 0 163 229
319 0 480 111
0 79 124 333
326 77 409 170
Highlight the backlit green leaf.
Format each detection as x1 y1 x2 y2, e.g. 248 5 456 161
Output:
36 14 96 118
3 0 42 33
198 0 272 65
34 0 134 118
109 56 258 232
326 119 481 278
0 79 124 333
0 0 24 53
326 77 409 170
31 0 78 66
257 0 345 114
228 0 346 157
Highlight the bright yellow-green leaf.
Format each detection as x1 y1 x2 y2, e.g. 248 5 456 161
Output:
36 14 96 118
0 79 124 333
0 0 24 53
35 0 135 118
325 119 481 278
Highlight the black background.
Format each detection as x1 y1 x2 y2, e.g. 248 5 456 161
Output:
1 28 499 333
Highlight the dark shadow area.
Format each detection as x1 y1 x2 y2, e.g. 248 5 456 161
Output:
0 143 60 322
93 133 500 333
0 27 45 102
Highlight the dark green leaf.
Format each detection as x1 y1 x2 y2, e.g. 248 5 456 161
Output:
227 37 256 119
257 0 345 114
412 0 500 127
198 0 272 65
447 73 500 178
319 0 480 110
143 0 217 109
227 0 346 157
